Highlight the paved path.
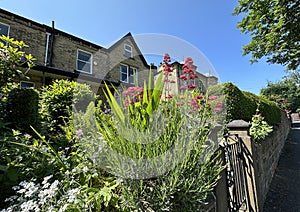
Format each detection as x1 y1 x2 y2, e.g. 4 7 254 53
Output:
263 126 300 212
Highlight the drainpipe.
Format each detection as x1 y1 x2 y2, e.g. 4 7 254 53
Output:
48 21 55 67
44 32 51 65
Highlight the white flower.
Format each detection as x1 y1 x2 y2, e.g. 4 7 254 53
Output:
20 200 39 212
42 175 53 184
66 188 80 203
82 166 89 173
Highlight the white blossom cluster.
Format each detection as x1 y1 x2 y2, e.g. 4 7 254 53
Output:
1 175 80 212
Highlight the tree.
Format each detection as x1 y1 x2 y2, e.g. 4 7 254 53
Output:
0 35 35 91
234 0 300 70
261 79 300 111
0 35 35 120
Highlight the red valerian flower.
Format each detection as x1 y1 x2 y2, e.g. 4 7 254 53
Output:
213 107 222 113
196 95 204 99
179 75 187 80
165 94 173 99
183 67 190 74
176 102 184 106
190 97 199 110
163 64 173 73
208 95 219 100
180 86 188 90
216 101 223 108
187 84 197 89
188 75 198 79
163 53 171 63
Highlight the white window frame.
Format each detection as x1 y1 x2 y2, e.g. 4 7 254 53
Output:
120 64 138 84
76 49 93 74
0 22 10 45
124 44 133 58
20 81 35 89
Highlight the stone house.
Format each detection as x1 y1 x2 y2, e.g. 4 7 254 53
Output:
155 61 218 98
0 8 153 99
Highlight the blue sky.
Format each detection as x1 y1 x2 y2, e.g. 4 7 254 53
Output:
0 0 287 94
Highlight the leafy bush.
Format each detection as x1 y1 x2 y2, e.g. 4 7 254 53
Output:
0 35 35 122
39 79 96 135
250 110 273 142
82 55 224 211
5 88 39 132
0 131 58 208
216 82 281 125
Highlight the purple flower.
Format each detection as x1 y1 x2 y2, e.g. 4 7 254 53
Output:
24 133 31 138
76 129 83 136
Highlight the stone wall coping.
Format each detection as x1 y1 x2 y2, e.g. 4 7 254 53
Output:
227 120 251 129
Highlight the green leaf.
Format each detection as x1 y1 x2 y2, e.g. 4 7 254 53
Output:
103 83 125 122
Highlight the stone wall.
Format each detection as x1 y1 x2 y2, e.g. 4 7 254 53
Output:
253 111 290 210
215 111 290 212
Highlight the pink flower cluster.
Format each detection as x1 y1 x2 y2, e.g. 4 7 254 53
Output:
162 53 173 74
122 86 144 107
179 57 198 91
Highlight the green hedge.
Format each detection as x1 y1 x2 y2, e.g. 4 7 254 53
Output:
5 88 40 132
39 79 96 135
209 82 281 125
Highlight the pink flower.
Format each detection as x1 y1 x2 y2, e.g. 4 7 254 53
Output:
76 129 83 136
188 84 197 89
188 75 198 79
163 53 171 63
197 95 204 99
213 107 222 113
179 75 187 80
183 67 190 74
190 98 199 110
165 94 173 99
208 95 219 100
180 86 187 90
216 101 223 108
176 102 184 106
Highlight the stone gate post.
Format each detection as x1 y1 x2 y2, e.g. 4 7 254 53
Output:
227 120 260 212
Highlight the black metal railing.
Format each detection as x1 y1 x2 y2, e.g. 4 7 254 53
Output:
223 134 247 211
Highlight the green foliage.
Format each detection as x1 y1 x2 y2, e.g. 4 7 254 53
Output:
5 88 40 132
39 79 96 135
233 0 300 70
0 35 35 91
261 79 300 112
0 131 58 208
0 36 35 121
249 109 273 142
215 82 281 125
92 76 223 211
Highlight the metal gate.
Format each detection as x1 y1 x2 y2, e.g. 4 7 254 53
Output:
223 134 247 211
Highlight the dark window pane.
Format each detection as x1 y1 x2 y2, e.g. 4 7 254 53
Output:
129 68 134 76
20 81 34 88
120 65 128 74
129 75 134 84
121 72 128 82
78 51 91 62
0 23 9 45
77 61 91 73
0 23 9 36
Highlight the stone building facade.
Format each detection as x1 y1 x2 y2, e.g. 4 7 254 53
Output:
155 61 218 98
0 8 152 95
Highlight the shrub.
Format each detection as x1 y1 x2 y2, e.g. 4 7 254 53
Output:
219 82 281 125
39 79 96 135
5 88 39 132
